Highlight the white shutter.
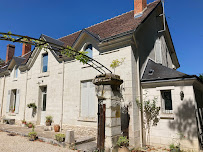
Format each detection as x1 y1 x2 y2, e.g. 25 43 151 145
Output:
88 82 96 117
81 82 88 117
15 89 20 114
6 90 11 113
155 38 162 64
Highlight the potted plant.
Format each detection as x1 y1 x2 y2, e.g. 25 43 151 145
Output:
28 125 37 141
21 120 27 127
54 124 60 132
45 116 53 126
116 136 130 152
27 122 33 128
55 133 65 142
169 143 180 152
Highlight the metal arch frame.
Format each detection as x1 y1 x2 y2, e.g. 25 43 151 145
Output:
0 32 112 74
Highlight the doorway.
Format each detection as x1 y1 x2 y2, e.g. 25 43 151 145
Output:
37 86 47 125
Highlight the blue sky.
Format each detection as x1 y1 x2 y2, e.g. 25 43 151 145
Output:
0 0 202 75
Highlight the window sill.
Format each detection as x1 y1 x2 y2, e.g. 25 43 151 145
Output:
160 113 174 120
38 71 50 78
8 113 16 116
78 116 97 122
13 78 18 81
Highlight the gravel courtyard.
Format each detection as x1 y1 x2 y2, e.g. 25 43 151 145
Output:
0 131 75 152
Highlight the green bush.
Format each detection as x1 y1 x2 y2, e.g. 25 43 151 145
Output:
116 136 129 147
28 131 37 137
55 133 65 142
45 115 53 123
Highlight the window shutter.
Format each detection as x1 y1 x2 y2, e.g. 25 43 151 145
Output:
88 82 96 117
6 90 11 113
155 38 162 64
15 89 20 114
81 82 88 117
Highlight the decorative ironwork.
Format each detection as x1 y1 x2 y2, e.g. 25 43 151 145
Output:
0 32 112 74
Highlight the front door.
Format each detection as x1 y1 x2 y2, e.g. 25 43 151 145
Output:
40 87 47 125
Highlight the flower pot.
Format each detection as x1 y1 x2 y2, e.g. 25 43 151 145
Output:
54 125 60 132
28 124 33 128
46 121 51 126
118 147 130 152
29 135 37 141
170 148 180 152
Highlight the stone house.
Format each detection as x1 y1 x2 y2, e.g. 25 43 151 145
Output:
0 0 203 150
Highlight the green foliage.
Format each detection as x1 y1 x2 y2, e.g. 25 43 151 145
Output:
27 103 37 109
28 131 37 137
116 136 129 147
199 74 203 81
110 58 125 73
0 58 4 64
55 133 65 142
26 122 34 128
1 31 91 65
136 98 160 127
45 115 53 123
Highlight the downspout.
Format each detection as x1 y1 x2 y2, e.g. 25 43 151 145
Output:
60 60 65 131
23 70 28 120
133 33 143 147
0 75 6 119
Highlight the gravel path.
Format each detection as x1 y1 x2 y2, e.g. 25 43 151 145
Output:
0 132 75 152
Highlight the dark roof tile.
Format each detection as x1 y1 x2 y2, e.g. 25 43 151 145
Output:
59 0 161 47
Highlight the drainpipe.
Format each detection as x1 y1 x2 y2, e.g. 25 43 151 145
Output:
0 75 6 119
23 70 28 120
60 60 65 132
133 33 143 147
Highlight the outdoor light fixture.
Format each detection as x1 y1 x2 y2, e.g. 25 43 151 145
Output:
180 91 184 101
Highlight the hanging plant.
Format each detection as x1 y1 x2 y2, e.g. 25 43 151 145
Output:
27 103 37 109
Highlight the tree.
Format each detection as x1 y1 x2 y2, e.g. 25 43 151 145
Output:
0 58 4 64
136 92 160 146
199 74 203 81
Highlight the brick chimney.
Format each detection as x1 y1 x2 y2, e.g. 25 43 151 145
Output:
6 44 15 63
22 43 31 56
134 0 147 18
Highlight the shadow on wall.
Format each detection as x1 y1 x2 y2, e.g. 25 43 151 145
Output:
168 99 197 144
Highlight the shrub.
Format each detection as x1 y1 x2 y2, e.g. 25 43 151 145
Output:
45 116 53 123
28 131 37 137
55 133 65 142
116 136 129 148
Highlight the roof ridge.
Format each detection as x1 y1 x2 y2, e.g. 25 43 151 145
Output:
58 10 133 40
58 0 160 40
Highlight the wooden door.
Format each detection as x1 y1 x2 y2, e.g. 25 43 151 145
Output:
97 101 105 151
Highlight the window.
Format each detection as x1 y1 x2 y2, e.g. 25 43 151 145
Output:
14 66 18 78
161 90 173 113
80 81 96 118
6 89 20 114
42 87 47 111
85 44 93 58
42 53 48 72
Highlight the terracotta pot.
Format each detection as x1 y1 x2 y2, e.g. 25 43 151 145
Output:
46 121 51 126
28 124 33 128
54 125 60 132
118 147 130 152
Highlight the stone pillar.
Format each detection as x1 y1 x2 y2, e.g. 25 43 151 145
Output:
93 74 123 152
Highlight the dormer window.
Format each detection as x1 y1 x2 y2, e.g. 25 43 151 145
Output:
14 66 18 78
85 44 93 58
42 53 48 72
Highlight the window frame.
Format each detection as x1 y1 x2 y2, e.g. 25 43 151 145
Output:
161 90 173 114
14 66 18 79
85 44 93 59
41 53 48 73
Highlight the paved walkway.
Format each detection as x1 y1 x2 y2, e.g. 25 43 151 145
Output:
0 131 75 152
0 123 97 151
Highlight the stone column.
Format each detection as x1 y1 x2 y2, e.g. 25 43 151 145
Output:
93 74 123 152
